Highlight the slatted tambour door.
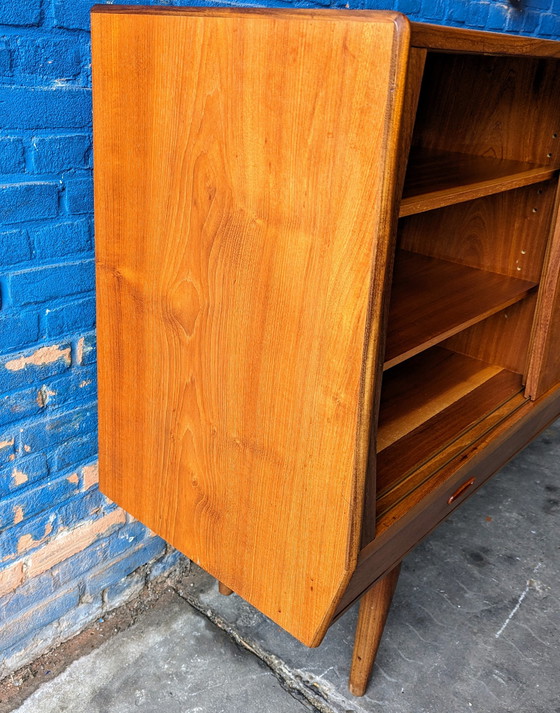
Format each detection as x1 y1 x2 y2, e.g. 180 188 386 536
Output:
92 7 409 646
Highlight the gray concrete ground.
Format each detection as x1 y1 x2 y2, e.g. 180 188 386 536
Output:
11 421 560 713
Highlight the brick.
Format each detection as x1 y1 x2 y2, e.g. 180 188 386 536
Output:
29 219 92 260
40 365 97 410
8 260 95 307
0 587 79 652
0 561 24 598
538 12 560 36
0 384 44 427
85 537 167 596
0 87 92 130
505 8 527 32
523 11 542 33
81 462 98 490
0 472 81 532
466 2 490 28
0 569 58 625
45 296 96 338
104 571 146 611
0 432 16 466
0 454 49 497
0 44 12 75
446 0 469 24
65 177 93 214
55 486 116 530
0 183 59 224
148 548 185 581
0 344 71 394
31 135 92 174
1 595 103 679
54 0 107 30
0 138 25 173
53 433 98 471
0 228 32 267
396 0 421 14
26 509 126 579
1 511 56 564
525 0 553 9
14 38 82 81
76 333 96 365
21 404 97 453
0 312 39 355
486 3 509 30
0 0 41 26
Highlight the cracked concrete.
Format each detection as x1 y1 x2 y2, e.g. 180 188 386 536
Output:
7 421 560 713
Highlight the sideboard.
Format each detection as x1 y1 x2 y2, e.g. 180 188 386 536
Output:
92 7 560 694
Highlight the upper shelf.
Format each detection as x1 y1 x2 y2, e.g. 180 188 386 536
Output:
384 251 537 370
400 148 558 217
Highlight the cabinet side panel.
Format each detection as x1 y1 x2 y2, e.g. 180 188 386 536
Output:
92 10 408 646
526 180 560 397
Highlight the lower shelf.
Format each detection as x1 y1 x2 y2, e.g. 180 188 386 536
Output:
362 347 526 545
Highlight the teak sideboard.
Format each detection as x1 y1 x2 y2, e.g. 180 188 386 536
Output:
91 7 560 695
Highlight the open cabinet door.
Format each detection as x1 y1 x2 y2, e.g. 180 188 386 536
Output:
92 6 410 646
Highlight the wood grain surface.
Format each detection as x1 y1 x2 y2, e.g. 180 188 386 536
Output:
409 21 560 57
400 149 557 217
340 384 560 617
92 8 410 646
384 251 536 369
411 54 560 167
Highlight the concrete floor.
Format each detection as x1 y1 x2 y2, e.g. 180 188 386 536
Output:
11 421 560 713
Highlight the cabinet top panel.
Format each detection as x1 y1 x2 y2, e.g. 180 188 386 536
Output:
91 5 560 58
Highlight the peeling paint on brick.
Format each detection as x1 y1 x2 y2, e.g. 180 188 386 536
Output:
13 505 24 525
66 473 79 484
82 463 98 490
0 437 15 450
5 345 71 372
0 562 24 598
37 385 56 407
12 468 29 486
75 337 84 365
17 522 53 556
26 510 127 579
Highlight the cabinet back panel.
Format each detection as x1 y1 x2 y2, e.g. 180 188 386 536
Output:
444 294 538 376
412 53 560 166
398 181 555 282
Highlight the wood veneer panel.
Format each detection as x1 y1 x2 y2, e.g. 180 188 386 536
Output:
92 8 410 647
411 53 560 167
378 348 503 452
340 384 560 618
410 21 560 58
362 45 427 561
361 348 522 544
400 149 557 217
384 251 536 369
526 181 560 398
444 294 538 376
399 181 555 282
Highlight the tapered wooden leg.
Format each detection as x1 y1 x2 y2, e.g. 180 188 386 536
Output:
348 563 401 696
218 581 233 596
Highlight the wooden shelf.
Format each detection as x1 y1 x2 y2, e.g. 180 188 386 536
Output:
400 148 558 217
384 251 537 370
375 347 525 527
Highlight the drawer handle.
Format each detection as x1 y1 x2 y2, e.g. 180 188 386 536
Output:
447 477 476 505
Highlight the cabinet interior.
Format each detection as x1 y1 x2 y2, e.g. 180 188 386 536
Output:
362 51 560 548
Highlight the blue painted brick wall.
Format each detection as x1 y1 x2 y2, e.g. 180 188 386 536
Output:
1 0 559 681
